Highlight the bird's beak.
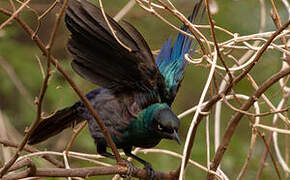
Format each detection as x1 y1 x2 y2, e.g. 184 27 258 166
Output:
173 130 181 144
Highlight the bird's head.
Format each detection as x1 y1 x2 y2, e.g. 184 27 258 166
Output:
142 103 180 144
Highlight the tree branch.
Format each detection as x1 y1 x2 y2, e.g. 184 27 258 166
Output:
180 19 290 176
2 165 177 180
207 66 290 179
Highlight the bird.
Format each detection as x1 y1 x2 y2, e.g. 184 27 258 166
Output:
28 0 203 176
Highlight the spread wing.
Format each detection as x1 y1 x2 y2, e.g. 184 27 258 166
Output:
65 0 165 98
156 0 204 106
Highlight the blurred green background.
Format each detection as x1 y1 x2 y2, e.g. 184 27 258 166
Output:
0 0 289 179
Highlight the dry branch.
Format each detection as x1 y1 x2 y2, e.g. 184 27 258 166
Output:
2 165 176 180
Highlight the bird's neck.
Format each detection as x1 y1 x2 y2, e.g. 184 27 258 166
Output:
119 104 163 147
125 108 154 135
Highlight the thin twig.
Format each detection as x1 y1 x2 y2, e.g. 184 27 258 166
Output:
204 0 233 83
38 0 58 20
223 97 290 117
156 0 209 56
0 0 31 31
98 0 132 52
254 124 290 134
8 0 16 12
114 0 135 22
270 0 288 51
180 49 217 179
65 121 88 155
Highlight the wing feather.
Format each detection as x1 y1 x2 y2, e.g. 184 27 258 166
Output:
65 0 162 93
156 0 204 105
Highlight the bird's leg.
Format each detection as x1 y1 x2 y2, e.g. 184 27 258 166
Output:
97 144 134 178
119 158 135 179
97 144 114 158
123 147 156 180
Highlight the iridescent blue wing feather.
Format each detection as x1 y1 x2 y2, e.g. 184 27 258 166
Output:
156 1 204 106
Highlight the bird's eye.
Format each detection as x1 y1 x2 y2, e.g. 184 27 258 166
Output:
157 124 163 131
157 124 174 133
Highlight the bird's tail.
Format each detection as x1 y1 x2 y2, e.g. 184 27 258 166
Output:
28 103 83 145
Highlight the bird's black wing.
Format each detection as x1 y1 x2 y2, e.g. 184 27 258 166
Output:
65 0 164 97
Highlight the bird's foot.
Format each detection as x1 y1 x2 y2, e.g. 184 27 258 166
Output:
119 159 135 179
144 162 156 180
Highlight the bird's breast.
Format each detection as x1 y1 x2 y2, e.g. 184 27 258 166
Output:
119 126 162 148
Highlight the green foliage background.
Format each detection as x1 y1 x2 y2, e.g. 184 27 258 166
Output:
0 0 289 179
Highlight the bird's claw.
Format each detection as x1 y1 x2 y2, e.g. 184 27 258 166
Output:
120 159 135 179
144 162 156 180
